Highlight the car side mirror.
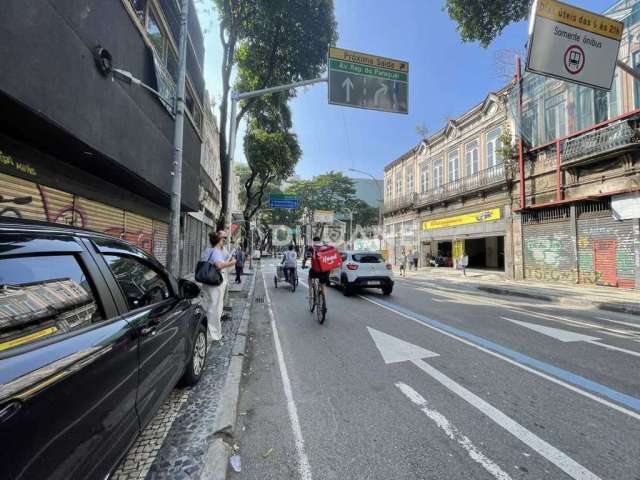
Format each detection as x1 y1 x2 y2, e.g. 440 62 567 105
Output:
179 279 200 299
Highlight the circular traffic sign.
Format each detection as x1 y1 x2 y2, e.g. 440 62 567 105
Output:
564 45 585 75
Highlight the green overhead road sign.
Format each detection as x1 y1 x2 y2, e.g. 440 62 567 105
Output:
328 47 409 114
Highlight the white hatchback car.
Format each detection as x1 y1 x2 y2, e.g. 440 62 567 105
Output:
329 250 394 296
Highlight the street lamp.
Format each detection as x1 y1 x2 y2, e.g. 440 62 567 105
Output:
348 168 383 229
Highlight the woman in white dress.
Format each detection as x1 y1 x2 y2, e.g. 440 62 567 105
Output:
200 230 235 341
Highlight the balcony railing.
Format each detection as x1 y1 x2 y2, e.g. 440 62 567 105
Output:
383 193 416 214
416 163 507 207
562 120 638 164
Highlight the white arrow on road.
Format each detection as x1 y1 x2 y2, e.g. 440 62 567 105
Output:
367 327 601 480
373 82 388 105
501 317 640 357
342 76 354 102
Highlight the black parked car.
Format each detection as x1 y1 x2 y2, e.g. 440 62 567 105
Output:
0 219 208 479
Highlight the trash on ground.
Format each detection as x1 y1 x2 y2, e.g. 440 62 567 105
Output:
230 454 242 472
262 448 274 458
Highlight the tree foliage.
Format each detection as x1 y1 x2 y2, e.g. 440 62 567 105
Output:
212 0 338 227
444 0 530 47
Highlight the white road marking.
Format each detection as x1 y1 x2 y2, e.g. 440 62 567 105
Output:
409 359 601 480
502 317 640 357
595 316 640 329
583 339 640 357
396 382 514 480
359 294 640 421
262 272 313 480
398 281 640 340
501 317 602 342
368 327 439 363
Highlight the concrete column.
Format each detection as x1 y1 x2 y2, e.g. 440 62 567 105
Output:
570 204 579 284
485 236 498 268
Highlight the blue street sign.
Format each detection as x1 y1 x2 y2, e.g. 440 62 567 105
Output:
269 198 299 209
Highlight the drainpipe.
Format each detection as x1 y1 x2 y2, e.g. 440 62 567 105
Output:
516 56 526 210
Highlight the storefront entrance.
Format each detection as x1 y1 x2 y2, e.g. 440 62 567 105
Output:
464 236 504 270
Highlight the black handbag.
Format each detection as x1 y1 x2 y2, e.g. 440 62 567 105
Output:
195 251 223 286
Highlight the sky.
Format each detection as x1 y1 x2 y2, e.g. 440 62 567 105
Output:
196 0 615 181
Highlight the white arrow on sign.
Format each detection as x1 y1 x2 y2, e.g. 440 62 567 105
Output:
367 327 600 480
342 76 354 102
374 82 388 106
501 317 640 357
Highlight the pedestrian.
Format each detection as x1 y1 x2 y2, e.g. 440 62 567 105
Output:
412 250 419 270
459 251 469 277
233 243 245 284
399 250 407 277
200 231 236 341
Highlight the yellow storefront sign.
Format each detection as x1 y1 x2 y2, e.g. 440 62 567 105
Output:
422 208 501 231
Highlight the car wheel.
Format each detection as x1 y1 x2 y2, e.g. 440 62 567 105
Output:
180 323 207 387
381 285 393 296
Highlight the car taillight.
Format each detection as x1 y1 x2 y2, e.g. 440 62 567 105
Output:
346 263 359 270
386 263 392 270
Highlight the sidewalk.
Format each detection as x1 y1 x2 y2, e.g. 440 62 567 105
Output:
112 269 256 480
395 266 640 316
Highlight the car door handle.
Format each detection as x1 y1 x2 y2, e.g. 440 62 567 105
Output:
0 401 22 424
140 319 160 337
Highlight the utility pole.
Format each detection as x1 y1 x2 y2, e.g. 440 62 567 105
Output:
224 77 327 230
167 0 189 276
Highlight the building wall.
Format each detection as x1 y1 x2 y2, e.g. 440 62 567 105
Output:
0 0 204 210
508 1 640 288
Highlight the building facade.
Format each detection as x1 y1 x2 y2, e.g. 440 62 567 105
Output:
384 85 513 271
509 0 640 289
0 0 205 266
181 90 222 276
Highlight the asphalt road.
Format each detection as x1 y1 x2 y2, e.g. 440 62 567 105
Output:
231 259 640 480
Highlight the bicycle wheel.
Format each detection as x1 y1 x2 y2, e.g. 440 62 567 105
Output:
291 270 296 293
308 280 315 312
316 288 326 324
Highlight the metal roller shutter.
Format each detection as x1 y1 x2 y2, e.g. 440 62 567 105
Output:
522 207 576 283
577 203 636 288
153 220 169 266
0 173 83 226
76 196 125 236
124 211 154 254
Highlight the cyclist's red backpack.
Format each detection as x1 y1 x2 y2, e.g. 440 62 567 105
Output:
311 245 342 272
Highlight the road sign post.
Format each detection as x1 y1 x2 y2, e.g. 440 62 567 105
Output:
525 0 623 90
328 47 409 114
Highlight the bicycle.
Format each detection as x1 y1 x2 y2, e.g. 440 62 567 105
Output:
308 277 326 324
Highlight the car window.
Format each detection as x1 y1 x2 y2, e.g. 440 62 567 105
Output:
0 254 103 352
104 255 171 310
352 254 383 263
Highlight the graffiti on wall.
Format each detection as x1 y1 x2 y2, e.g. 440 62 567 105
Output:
0 172 165 258
577 223 636 289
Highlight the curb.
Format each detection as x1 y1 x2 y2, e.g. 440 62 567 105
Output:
476 285 554 302
597 302 640 316
198 272 257 480
476 285 640 316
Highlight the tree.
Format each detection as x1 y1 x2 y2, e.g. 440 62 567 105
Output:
444 0 530 47
212 0 338 228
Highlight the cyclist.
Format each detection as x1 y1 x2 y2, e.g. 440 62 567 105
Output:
308 236 330 300
281 244 297 283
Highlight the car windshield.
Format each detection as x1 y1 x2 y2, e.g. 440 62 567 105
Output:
352 253 383 263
